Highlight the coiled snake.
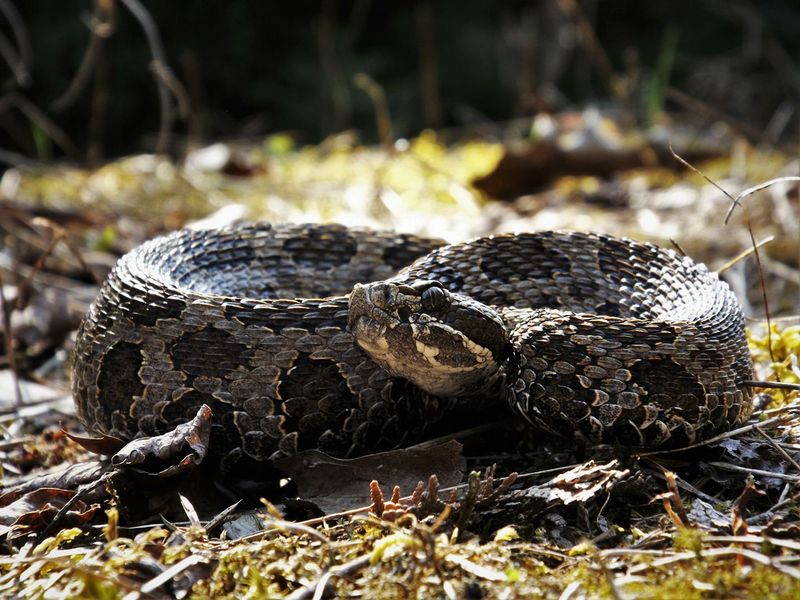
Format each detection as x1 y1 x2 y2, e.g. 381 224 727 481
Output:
72 224 753 472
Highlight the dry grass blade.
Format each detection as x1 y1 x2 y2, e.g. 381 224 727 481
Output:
353 73 394 150
708 462 800 482
0 93 80 158
139 553 206 595
755 425 800 473
724 176 800 225
668 145 784 368
118 0 178 154
668 145 800 225
51 1 115 113
638 411 794 457
746 223 778 366
746 380 800 392
0 271 22 407
717 235 775 273
285 554 373 600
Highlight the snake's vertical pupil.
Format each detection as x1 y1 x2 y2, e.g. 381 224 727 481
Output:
421 286 447 311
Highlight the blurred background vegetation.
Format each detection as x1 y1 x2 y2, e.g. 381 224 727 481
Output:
2 0 799 164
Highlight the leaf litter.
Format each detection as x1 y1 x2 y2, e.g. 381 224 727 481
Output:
0 124 799 598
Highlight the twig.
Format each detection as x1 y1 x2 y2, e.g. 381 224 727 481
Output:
644 464 720 505
285 554 373 600
638 412 794 457
0 0 31 86
717 235 775 274
414 1 442 128
34 478 107 544
51 1 115 113
353 73 394 150
723 176 800 225
31 217 104 285
0 146 39 167
669 239 687 257
754 425 800 473
12 226 61 308
149 59 191 119
668 147 789 383
0 271 22 407
745 380 800 392
140 553 206 595
707 462 800 482
556 0 620 99
0 31 27 87
667 87 762 143
747 222 777 366
0 93 80 159
118 0 175 154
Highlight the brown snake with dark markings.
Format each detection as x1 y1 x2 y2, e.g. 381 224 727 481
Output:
72 223 753 473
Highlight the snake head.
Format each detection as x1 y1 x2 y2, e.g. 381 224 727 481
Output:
348 280 509 397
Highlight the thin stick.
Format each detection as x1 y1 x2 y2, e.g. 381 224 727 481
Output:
669 239 687 257
717 235 775 274
0 0 31 86
31 217 104 285
747 222 777 365
0 31 27 86
52 1 115 113
668 146 786 385
724 176 800 225
0 271 22 407
746 380 800 392
755 425 800 473
353 73 394 151
638 413 793 457
708 462 800 482
556 0 619 99
0 93 80 159
118 0 174 154
149 59 191 119
286 554 373 600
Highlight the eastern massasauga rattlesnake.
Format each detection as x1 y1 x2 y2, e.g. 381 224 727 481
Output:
72 223 754 473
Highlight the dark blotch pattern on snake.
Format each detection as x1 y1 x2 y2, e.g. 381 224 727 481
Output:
72 223 753 472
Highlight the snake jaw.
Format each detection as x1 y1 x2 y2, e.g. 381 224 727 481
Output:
348 280 508 397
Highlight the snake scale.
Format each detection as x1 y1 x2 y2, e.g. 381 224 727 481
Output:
72 223 753 473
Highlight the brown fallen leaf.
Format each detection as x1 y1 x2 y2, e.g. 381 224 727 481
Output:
527 460 630 504
110 404 212 476
0 405 214 534
274 440 466 514
0 486 99 538
65 429 128 456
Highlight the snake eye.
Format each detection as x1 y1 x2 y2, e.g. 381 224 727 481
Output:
397 306 413 321
420 285 447 312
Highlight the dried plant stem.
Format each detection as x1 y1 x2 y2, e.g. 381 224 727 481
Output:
51 0 115 113
746 380 800 392
118 0 175 154
0 271 21 407
754 425 800 473
0 0 31 86
0 93 80 159
639 412 794 457
353 73 394 150
707 462 800 482
717 235 775 274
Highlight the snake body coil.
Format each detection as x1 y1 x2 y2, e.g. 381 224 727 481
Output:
72 224 753 471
